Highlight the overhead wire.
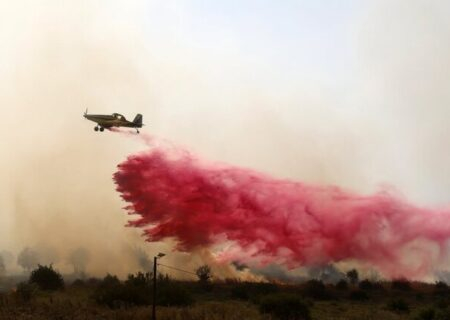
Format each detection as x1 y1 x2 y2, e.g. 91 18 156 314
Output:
157 263 197 276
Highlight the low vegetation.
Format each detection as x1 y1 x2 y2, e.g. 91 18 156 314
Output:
29 264 64 291
0 266 449 320
259 293 311 320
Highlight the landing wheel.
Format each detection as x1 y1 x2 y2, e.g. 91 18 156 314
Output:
99 127 104 132
94 126 99 131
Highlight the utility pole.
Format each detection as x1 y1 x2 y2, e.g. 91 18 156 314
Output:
152 253 165 320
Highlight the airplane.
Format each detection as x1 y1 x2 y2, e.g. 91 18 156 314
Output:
83 109 143 133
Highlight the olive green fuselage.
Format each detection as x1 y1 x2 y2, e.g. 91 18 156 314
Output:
84 112 143 132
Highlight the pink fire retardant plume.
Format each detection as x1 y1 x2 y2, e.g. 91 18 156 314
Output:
113 133 450 279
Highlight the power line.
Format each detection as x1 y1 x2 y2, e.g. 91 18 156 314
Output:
157 263 197 276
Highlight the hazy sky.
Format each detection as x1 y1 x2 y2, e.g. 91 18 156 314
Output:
1 0 449 276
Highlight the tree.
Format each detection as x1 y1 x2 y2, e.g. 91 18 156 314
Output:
346 269 359 285
35 245 59 266
67 247 90 275
196 265 212 284
0 250 14 270
17 247 39 272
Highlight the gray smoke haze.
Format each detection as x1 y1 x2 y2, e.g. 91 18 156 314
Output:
133 247 152 272
0 0 449 281
252 265 308 284
0 256 5 278
67 247 90 275
0 251 14 273
436 271 450 284
17 247 39 272
307 265 346 284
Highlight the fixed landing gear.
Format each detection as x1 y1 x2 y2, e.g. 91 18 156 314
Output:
94 126 104 132
136 128 140 134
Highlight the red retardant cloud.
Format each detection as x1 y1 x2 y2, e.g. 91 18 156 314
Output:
113 134 450 279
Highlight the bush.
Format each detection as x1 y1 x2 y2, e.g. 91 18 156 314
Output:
412 307 450 320
122 272 152 306
416 293 425 301
435 308 450 320
250 282 278 296
387 298 410 313
434 281 449 296
434 299 448 310
349 289 368 301
336 279 348 290
15 282 38 302
86 277 100 286
415 307 436 320
93 272 194 308
358 279 373 291
231 284 249 300
29 265 64 291
435 281 448 290
259 293 311 320
72 279 85 287
303 280 329 300
391 278 411 291
93 274 127 308
158 282 194 306
230 282 278 303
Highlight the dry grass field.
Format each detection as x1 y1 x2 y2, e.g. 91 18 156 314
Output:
0 271 449 320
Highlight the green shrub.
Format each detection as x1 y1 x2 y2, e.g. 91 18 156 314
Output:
93 274 128 308
259 293 311 320
71 279 85 287
15 282 38 302
229 282 278 303
387 298 410 313
122 272 152 306
416 293 425 301
391 278 411 291
359 279 373 290
158 282 194 306
434 299 448 310
336 279 348 290
435 308 450 320
29 265 64 291
93 272 193 308
434 281 449 296
303 279 329 300
87 277 101 285
414 307 436 320
231 284 249 300
349 289 368 301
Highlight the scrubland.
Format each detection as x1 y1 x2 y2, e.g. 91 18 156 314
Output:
0 268 449 320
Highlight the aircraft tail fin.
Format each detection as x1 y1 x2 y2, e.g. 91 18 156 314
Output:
133 114 143 127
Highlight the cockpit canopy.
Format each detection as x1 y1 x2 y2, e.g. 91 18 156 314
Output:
112 113 125 120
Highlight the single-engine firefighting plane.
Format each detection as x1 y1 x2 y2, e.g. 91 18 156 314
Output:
83 109 143 133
